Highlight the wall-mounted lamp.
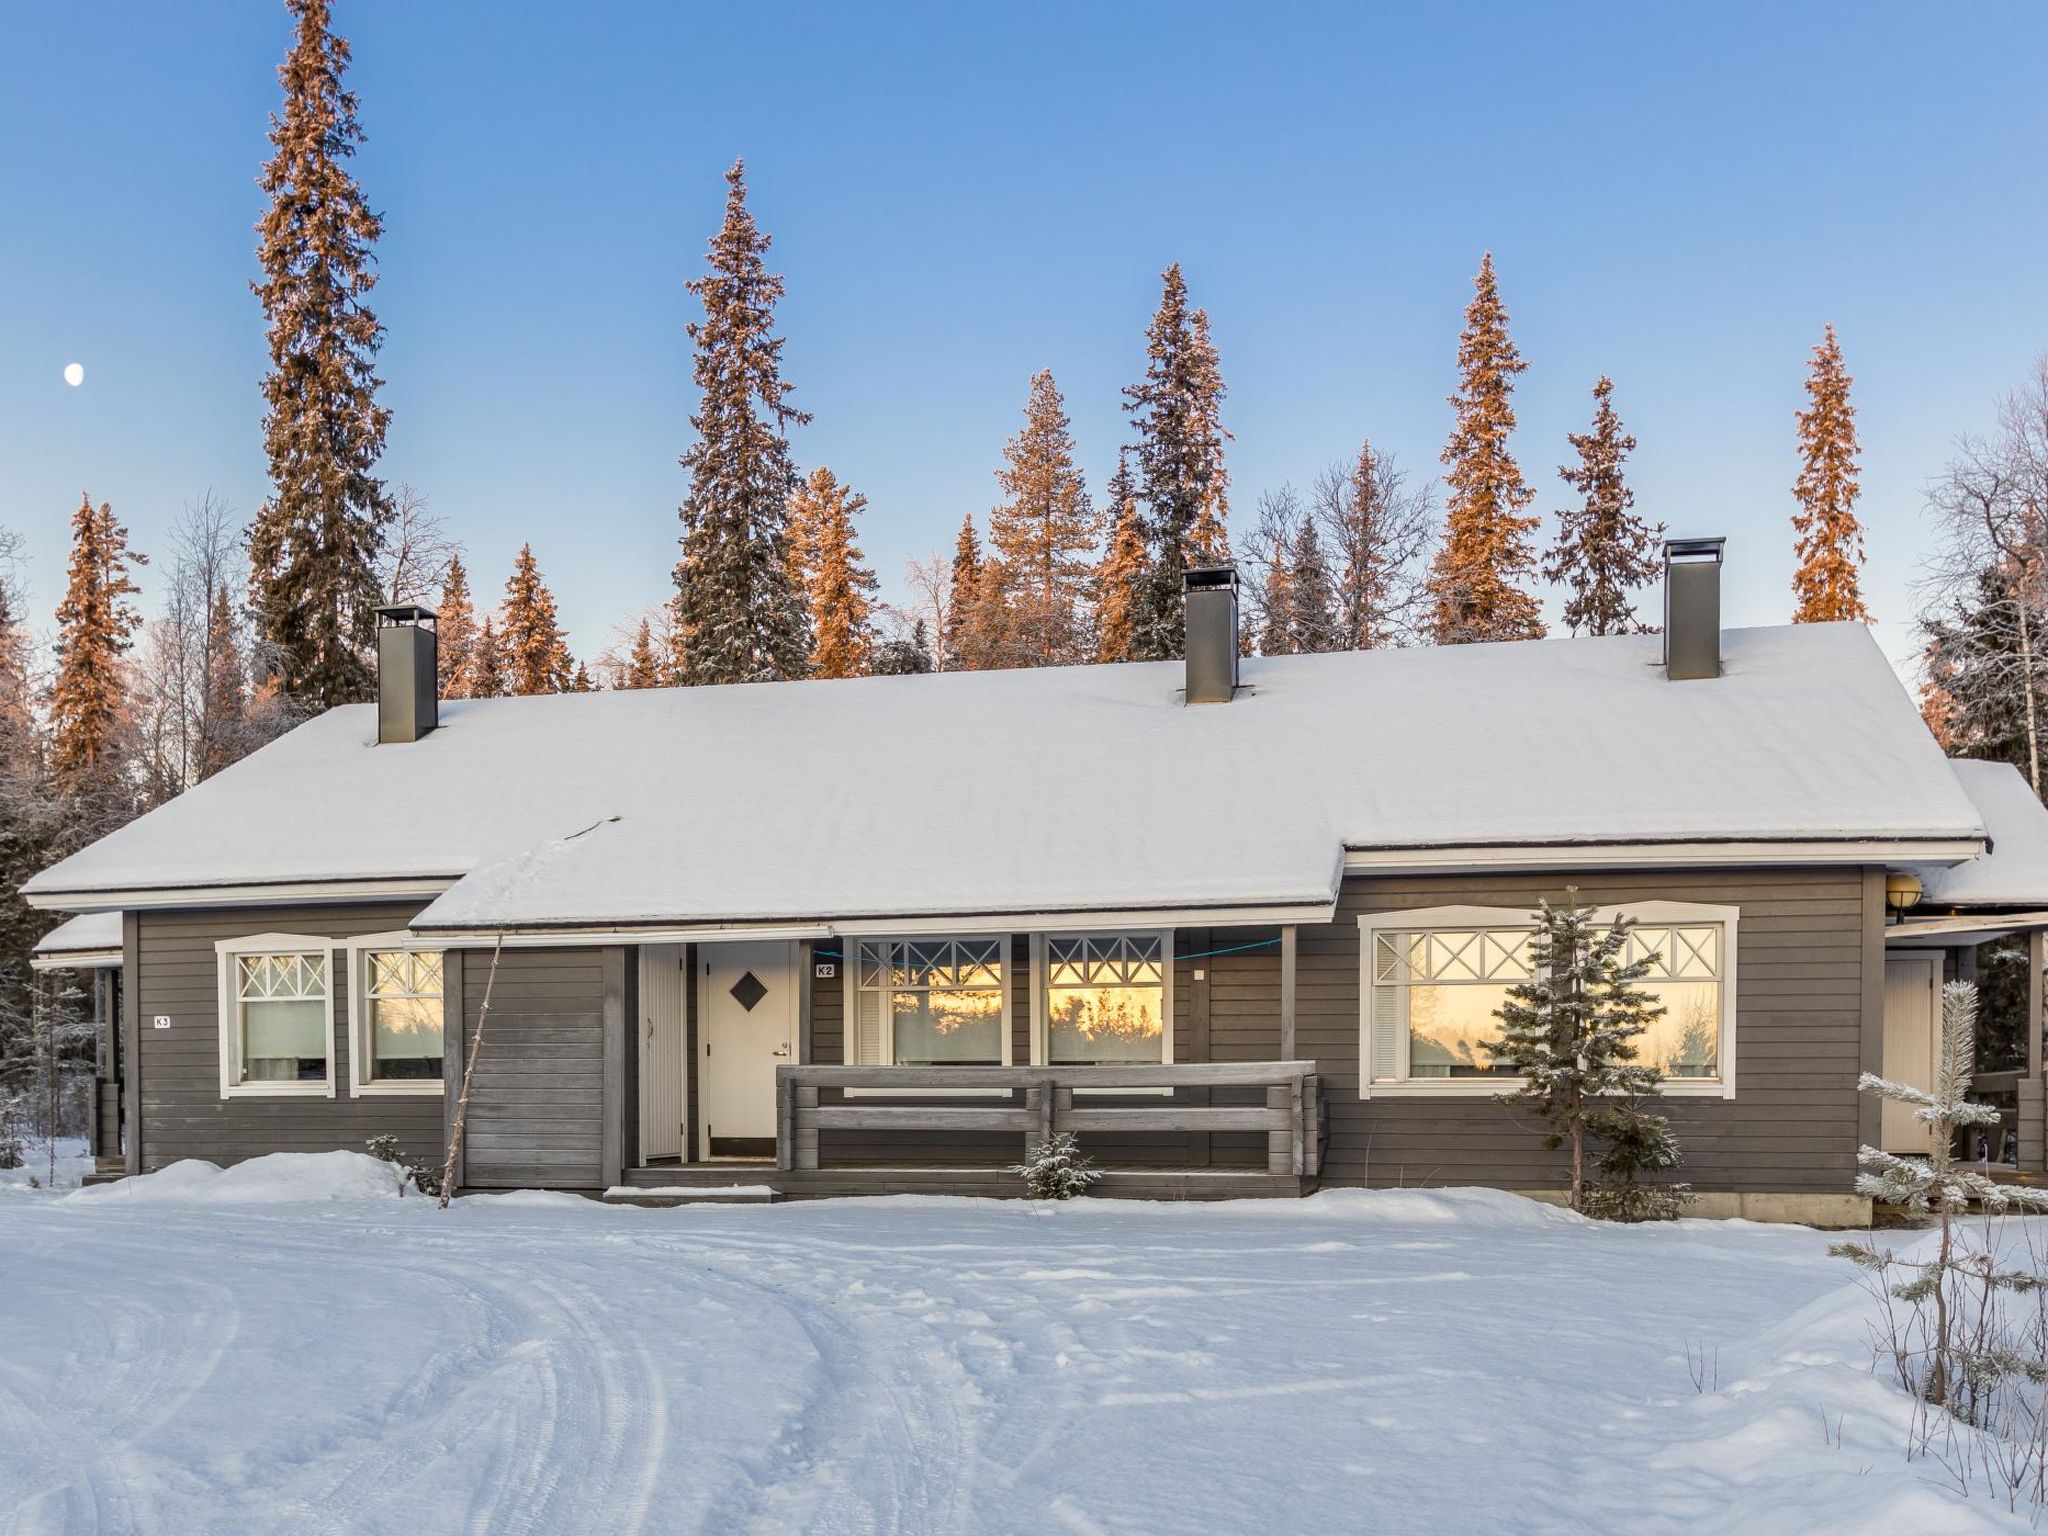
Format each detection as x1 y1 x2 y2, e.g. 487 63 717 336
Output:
1885 871 1925 923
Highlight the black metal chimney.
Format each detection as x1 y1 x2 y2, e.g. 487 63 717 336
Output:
1662 538 1724 681
1184 564 1240 704
375 605 439 743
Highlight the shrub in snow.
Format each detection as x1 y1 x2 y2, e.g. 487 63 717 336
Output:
1832 980 2048 1505
1492 889 1669 1214
365 1134 440 1198
1012 1131 1101 1200
1581 1102 1693 1222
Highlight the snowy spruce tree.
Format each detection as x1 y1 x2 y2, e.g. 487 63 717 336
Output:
247 0 394 709
622 618 667 689
1546 377 1660 636
945 512 990 671
990 370 1097 667
1094 459 1149 663
1123 265 1230 660
434 554 477 699
1834 982 2048 1414
468 617 507 699
789 468 879 679
1011 1130 1102 1200
1428 254 1545 645
196 587 251 782
1316 439 1433 651
1252 486 1339 655
871 619 934 676
49 495 146 811
501 544 573 696
1492 890 1665 1213
1790 324 1870 624
673 160 812 686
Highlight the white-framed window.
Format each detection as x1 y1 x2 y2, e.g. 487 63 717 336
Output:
844 936 1012 1070
347 934 447 1096
1035 930 1175 1067
1357 902 1736 1099
215 934 335 1098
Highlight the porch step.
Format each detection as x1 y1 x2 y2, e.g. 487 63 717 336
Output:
619 1162 776 1189
604 1181 780 1207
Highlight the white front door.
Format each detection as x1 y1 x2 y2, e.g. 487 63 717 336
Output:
639 944 686 1161
700 940 796 1158
1882 954 1940 1154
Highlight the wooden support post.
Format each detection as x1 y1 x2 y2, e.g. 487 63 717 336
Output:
775 1070 792 1171
1279 924 1298 1062
2025 929 2048 1171
1024 1081 1052 1159
794 1084 820 1172
1266 1082 1292 1174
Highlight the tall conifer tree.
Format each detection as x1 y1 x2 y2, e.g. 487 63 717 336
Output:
1094 460 1149 664
1123 265 1230 659
946 513 988 671
196 587 251 782
989 370 1097 666
624 619 665 689
501 544 572 696
791 468 878 679
674 160 811 684
49 496 145 799
1428 254 1544 644
1790 324 1870 623
247 0 393 708
435 553 477 699
469 617 507 700
1546 377 1660 636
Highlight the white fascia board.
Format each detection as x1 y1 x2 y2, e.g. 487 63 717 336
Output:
22 877 458 912
30 949 122 972
1885 910 2048 944
1342 839 1985 874
422 923 839 949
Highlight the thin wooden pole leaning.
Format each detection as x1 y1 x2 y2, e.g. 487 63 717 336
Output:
437 935 504 1209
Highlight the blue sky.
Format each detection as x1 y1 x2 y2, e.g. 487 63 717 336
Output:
3 2 2044 673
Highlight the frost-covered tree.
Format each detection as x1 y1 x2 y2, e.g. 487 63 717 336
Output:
501 544 572 696
49 496 145 804
871 618 934 676
1582 1101 1693 1222
1547 377 1660 636
1493 890 1665 1212
247 0 393 708
945 513 992 671
1094 459 1149 663
673 160 811 685
1920 357 2048 794
1790 324 1870 624
1834 983 2048 1413
990 370 1097 666
1314 441 1433 651
435 554 477 700
1250 485 1339 655
622 618 666 689
1010 1129 1101 1200
1429 254 1544 645
791 468 878 679
1124 265 1230 659
468 616 507 699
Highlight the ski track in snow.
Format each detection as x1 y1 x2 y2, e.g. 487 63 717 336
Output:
0 1187 2031 1535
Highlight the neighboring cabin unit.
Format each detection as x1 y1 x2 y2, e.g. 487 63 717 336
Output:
25 549 2048 1221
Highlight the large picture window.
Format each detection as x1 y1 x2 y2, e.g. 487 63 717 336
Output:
849 938 1008 1067
216 935 334 1097
349 942 446 1094
1045 933 1171 1066
1359 903 1735 1097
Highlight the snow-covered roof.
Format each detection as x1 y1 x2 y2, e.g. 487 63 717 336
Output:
24 622 1985 929
1909 760 2048 908
31 911 123 969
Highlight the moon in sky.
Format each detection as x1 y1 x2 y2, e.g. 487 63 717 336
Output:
62 362 84 388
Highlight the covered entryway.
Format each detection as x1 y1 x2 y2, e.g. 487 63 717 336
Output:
698 940 797 1160
1881 954 1940 1154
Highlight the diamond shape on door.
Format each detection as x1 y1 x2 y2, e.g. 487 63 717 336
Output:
729 970 769 1012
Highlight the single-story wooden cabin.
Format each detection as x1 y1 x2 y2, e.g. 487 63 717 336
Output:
25 543 2042 1220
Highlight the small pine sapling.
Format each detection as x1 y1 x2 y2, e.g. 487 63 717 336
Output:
1583 1102 1694 1222
364 1133 440 1199
1832 981 2048 1417
1493 889 1665 1213
1012 1131 1101 1201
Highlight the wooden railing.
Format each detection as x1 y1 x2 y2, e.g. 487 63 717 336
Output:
776 1062 1321 1177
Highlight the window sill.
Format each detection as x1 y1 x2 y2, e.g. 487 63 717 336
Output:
221 1082 335 1099
1364 1079 1730 1100
351 1081 446 1097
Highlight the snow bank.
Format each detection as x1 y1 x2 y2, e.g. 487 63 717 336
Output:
0 1138 93 1194
60 1150 412 1206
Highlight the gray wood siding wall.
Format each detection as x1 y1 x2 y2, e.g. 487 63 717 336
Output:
1300 867 1879 1194
132 903 443 1173
457 945 620 1191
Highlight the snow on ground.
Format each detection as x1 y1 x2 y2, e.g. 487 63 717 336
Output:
0 1156 2025 1535
0 1139 90 1195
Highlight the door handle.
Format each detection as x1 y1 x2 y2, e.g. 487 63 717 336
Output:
772 1043 792 1057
